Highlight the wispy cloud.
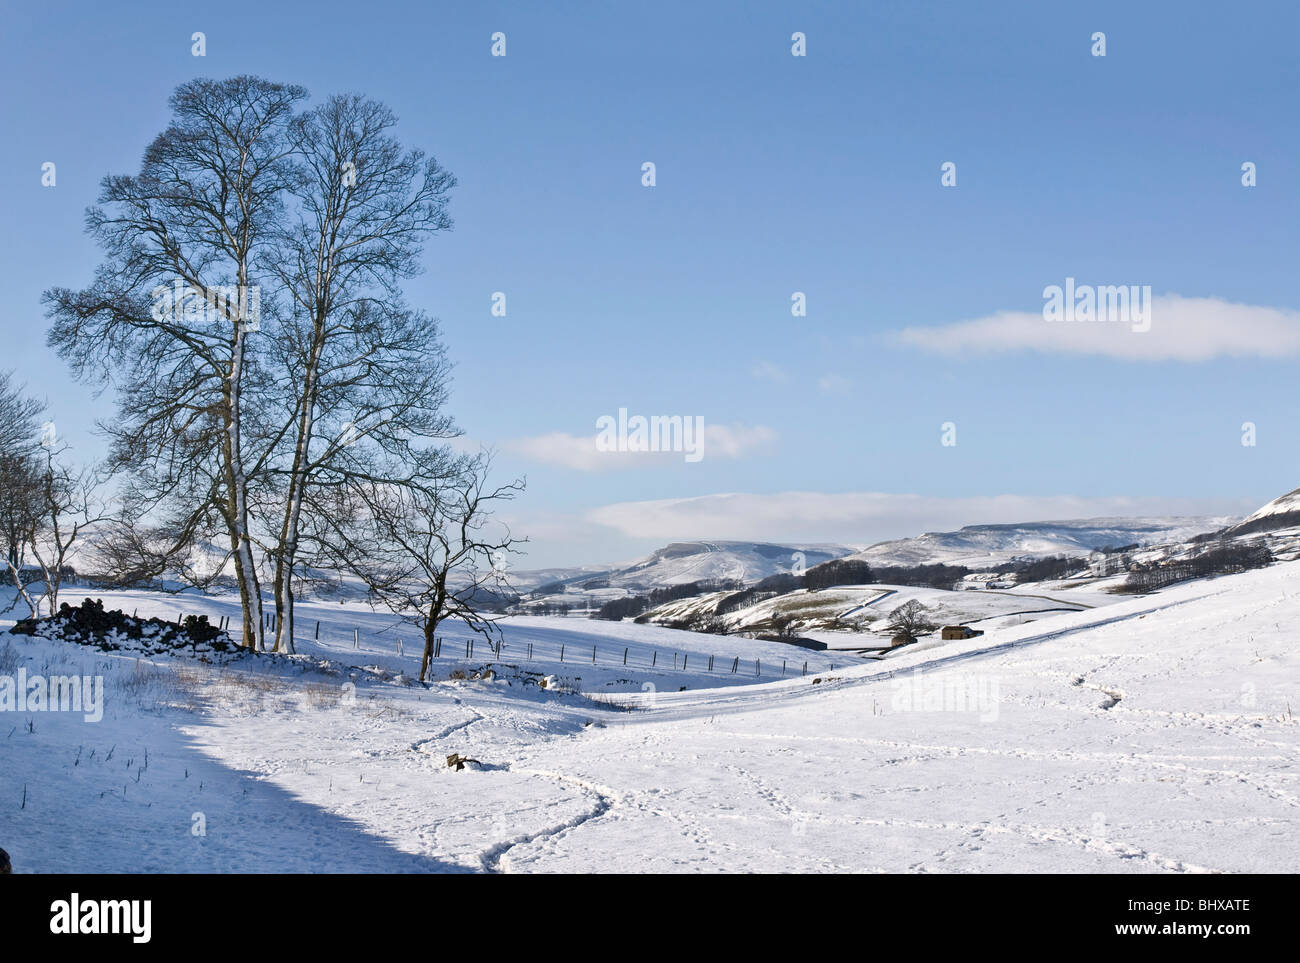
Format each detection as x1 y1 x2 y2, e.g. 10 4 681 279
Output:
702 423 776 458
586 491 1250 541
501 432 612 471
895 294 1300 361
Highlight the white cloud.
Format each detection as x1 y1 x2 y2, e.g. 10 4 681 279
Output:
585 490 1253 542
501 432 610 471
895 294 1300 362
501 422 776 471
702 423 776 457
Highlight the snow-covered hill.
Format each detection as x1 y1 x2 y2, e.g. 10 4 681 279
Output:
3 558 1296 872
1224 486 1300 538
609 540 851 587
842 516 1234 569
508 540 855 610
508 518 1237 613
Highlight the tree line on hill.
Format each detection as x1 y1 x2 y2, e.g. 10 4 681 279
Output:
1117 540 1271 593
989 555 1087 582
591 553 1106 625
591 577 744 621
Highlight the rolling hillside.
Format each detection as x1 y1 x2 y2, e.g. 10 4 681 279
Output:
841 517 1235 569
4 557 1296 872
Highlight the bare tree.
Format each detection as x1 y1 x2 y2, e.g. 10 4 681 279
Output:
261 94 457 653
21 444 110 615
0 374 47 612
0 372 46 567
44 76 306 649
886 599 936 638
0 433 107 618
322 456 524 681
0 371 46 457
41 77 510 658
1 458 44 617
768 613 799 641
0 453 43 578
84 503 171 589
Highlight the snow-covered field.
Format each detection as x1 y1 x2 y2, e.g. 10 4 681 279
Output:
1 561 1297 873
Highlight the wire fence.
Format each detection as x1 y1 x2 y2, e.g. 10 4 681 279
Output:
190 609 842 679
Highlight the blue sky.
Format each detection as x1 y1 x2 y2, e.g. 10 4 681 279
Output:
2 1 1297 567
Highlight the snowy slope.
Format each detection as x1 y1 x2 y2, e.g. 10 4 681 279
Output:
1239 487 1300 522
511 518 1232 601
844 516 1234 569
508 540 856 612
611 540 851 587
1223 486 1300 539
640 581 1095 643
514 541 854 593
2 558 1296 873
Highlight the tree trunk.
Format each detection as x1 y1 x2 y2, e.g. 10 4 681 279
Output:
6 560 37 619
273 262 329 655
272 357 319 654
272 557 294 654
223 275 263 651
420 606 439 682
